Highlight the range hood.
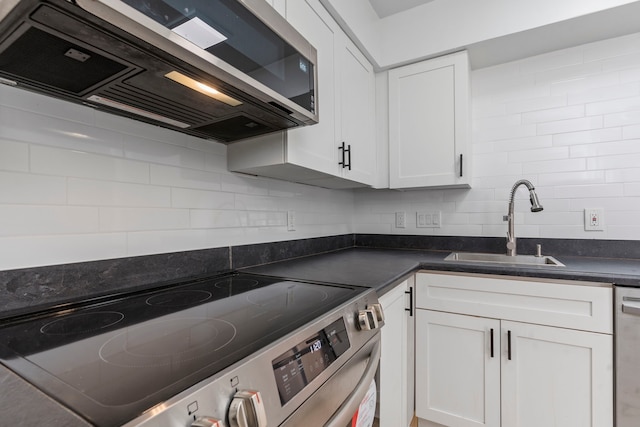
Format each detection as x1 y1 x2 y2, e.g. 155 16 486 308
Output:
0 0 318 143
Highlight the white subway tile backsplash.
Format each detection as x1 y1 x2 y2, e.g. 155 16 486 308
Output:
0 85 95 125
68 179 171 207
620 68 640 84
0 139 28 172
508 146 569 163
0 205 99 236
606 168 640 183
504 95 565 114
570 139 640 158
623 182 640 196
587 95 640 116
99 207 190 232
31 145 149 183
124 135 207 170
474 114 521 131
0 172 66 204
538 170 606 186
126 229 214 257
0 234 127 270
522 158 586 174
522 105 584 124
475 123 537 143
552 127 622 146
587 153 640 170
518 48 583 75
0 106 125 156
602 51 640 72
568 81 639 106
150 164 221 191
554 183 624 199
582 33 640 63
537 116 603 135
171 188 235 209
623 124 640 139
190 210 245 229
553 72 620 98
533 62 602 86
604 111 640 127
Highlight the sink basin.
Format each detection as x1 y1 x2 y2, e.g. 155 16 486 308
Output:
444 252 565 267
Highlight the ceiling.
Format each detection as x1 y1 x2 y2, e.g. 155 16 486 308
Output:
368 0 436 18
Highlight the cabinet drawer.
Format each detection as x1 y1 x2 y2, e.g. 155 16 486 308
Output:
416 271 612 334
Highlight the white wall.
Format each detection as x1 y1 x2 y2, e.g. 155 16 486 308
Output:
0 85 354 270
355 32 640 240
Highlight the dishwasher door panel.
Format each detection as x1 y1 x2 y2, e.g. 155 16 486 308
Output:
616 286 640 427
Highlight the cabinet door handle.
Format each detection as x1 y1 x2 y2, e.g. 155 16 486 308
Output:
490 328 494 358
459 154 463 177
507 330 512 360
346 144 352 170
338 142 346 168
405 287 413 317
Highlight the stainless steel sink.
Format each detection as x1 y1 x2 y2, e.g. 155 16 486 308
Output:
444 252 565 267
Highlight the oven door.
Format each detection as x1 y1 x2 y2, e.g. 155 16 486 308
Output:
279 331 381 427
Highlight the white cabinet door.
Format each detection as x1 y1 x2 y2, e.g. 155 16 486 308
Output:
415 310 501 427
284 0 339 176
501 321 613 427
336 37 376 186
379 280 414 427
389 51 470 189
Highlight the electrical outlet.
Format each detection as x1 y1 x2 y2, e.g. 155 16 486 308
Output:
287 210 296 231
584 208 604 231
395 212 406 228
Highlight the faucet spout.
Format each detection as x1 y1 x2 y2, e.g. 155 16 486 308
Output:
505 179 543 256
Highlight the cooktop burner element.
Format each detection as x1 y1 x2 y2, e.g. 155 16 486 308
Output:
0 273 366 426
40 311 125 335
145 290 213 307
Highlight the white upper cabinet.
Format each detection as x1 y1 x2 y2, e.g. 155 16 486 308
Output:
388 51 471 189
227 0 376 189
335 35 376 186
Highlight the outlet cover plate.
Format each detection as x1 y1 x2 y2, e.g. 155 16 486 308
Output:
584 208 604 231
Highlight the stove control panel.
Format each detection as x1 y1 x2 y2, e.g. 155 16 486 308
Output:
229 390 267 427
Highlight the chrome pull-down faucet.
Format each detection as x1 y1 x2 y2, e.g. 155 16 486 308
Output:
503 179 543 256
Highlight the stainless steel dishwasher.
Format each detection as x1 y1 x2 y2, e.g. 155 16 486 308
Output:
616 286 640 426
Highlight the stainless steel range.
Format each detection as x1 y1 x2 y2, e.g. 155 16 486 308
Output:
0 272 383 426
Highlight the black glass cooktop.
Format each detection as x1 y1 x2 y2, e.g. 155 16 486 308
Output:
0 273 364 426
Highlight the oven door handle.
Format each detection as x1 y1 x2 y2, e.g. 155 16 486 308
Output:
622 299 640 316
324 337 381 427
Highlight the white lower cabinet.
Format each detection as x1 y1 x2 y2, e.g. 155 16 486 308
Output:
378 278 415 427
415 272 613 427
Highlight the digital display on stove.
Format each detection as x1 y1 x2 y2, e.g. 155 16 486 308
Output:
272 317 350 405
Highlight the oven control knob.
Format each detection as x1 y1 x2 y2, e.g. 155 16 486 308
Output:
191 416 224 427
229 390 267 427
371 303 385 323
357 308 379 330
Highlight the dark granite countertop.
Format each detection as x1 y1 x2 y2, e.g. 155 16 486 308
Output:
240 247 640 295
